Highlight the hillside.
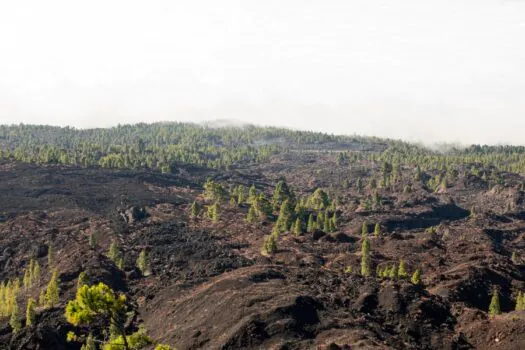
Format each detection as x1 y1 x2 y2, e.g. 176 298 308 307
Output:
0 124 525 349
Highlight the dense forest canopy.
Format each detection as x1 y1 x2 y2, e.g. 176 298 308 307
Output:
1 122 525 174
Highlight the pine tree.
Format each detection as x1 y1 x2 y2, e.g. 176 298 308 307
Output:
272 180 293 210
45 270 60 307
383 265 391 278
276 199 292 233
39 289 46 307
488 288 501 317
116 257 124 270
32 260 41 284
374 223 381 237
26 298 36 327
13 278 20 295
246 205 256 223
271 224 280 238
237 185 245 204
207 202 220 222
293 218 302 236
323 215 330 232
307 189 330 210
376 265 382 278
328 217 335 232
248 185 257 203
398 260 408 278
439 178 448 192
9 300 21 333
331 212 337 230
77 272 89 290
470 205 477 219
512 251 518 264
108 240 119 262
89 231 96 249
23 268 31 289
136 249 148 275
307 214 315 233
66 283 130 350
373 191 381 209
48 245 54 267
262 235 277 256
361 222 368 237
516 291 524 311
411 269 422 285
253 193 271 219
189 201 200 218
388 264 398 279
316 211 324 229
361 238 371 276
29 259 35 283
294 202 305 218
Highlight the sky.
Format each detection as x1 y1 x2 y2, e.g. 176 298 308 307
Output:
0 0 524 145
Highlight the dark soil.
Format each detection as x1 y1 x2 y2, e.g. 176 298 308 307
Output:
0 156 524 349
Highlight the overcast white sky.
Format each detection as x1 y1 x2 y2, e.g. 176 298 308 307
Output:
1 0 524 144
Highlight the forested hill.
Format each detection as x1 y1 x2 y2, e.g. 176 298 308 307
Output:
0 123 392 170
1 122 525 174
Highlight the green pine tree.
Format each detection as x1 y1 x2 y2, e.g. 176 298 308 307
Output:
116 257 124 270
246 205 256 223
276 199 292 233
388 264 398 279
361 222 368 237
39 289 46 307
26 298 36 327
293 218 302 236
207 202 220 222
189 201 200 218
374 223 381 237
316 211 324 229
88 231 96 249
488 288 501 317
262 235 277 256
361 238 371 276
9 300 21 333
77 271 89 290
248 185 257 203
398 260 408 278
376 265 382 278
307 214 315 233
28 259 35 284
331 213 337 230
23 268 31 289
411 269 422 285
48 245 54 267
136 249 148 275
516 291 524 311
323 215 330 232
45 270 60 307
107 240 119 262
237 185 245 204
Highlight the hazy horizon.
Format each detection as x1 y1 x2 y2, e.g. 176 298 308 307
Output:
1 1 524 145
